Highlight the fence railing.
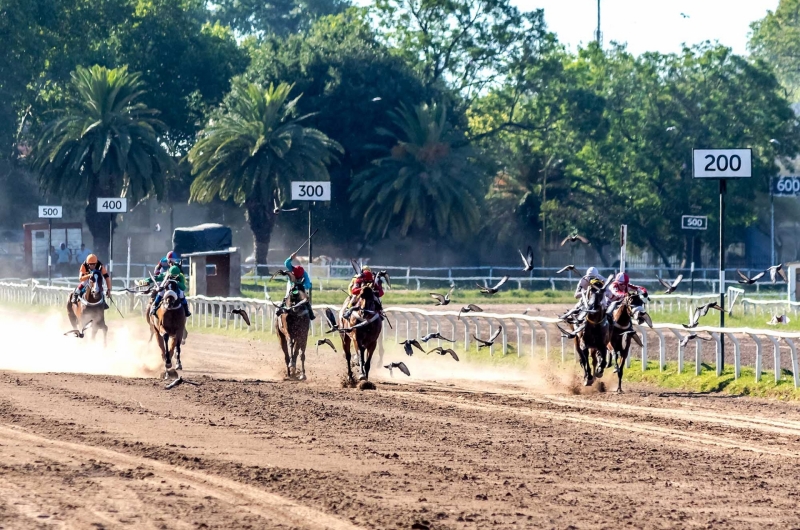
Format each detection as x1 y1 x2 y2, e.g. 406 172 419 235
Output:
1 280 798 388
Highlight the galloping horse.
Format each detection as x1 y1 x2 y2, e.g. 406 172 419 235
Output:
148 277 187 378
608 292 650 393
574 285 611 386
276 277 311 380
67 269 108 345
339 285 383 384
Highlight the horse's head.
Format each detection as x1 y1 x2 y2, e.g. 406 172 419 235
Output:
356 285 378 311
85 270 104 300
625 292 652 327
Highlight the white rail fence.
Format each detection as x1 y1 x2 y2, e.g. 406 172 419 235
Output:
1 281 799 388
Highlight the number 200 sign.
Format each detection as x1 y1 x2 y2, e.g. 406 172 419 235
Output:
97 198 128 213
692 149 752 178
291 181 331 201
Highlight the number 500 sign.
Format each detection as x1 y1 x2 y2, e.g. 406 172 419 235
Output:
291 181 331 201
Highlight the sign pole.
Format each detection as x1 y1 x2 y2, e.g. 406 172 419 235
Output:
308 202 313 303
771 176 775 265
48 219 52 285
126 237 131 289
619 224 627 273
690 237 695 296
719 179 726 370
108 216 114 274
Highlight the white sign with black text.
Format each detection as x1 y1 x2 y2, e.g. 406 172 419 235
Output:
38 206 62 219
291 181 331 201
692 149 752 178
681 215 708 230
97 198 128 213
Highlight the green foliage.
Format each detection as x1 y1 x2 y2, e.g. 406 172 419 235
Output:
351 100 483 241
750 0 800 100
32 65 174 253
210 0 348 36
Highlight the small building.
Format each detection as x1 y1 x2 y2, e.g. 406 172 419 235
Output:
173 224 240 297
23 222 83 276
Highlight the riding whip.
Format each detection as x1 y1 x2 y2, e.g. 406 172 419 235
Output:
291 229 319 256
109 296 125 319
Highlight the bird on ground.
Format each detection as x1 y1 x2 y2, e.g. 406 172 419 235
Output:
767 264 788 284
557 264 577 274
519 246 534 272
684 302 724 328
476 276 508 295
657 274 683 294
473 327 502 349
273 198 299 214
399 339 425 356
427 347 460 361
768 314 791 325
557 324 585 339
458 304 483 320
64 320 93 338
315 338 337 353
324 307 339 333
384 361 410 377
430 287 454 306
560 233 589 246
421 332 455 343
736 269 766 285
679 334 712 348
230 308 251 326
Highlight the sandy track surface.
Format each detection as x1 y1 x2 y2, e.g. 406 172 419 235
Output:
1 313 800 528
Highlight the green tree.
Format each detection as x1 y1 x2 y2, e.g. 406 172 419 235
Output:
749 0 800 100
350 100 483 241
188 81 342 271
32 65 173 258
210 0 348 36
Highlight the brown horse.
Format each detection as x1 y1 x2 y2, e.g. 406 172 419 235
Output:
148 279 187 379
574 286 611 386
276 284 311 380
339 285 383 384
66 270 108 345
608 292 650 393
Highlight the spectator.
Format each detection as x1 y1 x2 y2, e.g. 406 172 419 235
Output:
74 243 90 265
56 243 71 276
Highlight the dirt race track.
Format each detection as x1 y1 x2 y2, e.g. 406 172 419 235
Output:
2 311 800 529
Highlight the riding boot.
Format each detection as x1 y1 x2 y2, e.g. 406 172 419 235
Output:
150 294 163 316
307 299 316 320
181 298 191 317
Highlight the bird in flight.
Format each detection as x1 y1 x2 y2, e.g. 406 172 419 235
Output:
519 246 534 272
657 274 683 294
684 302 724 328
560 233 589 246
557 264 577 274
399 339 425 356
230 308 251 326
427 347 460 361
473 327 502 349
458 304 483 320
421 332 455 343
384 361 410 377
430 287 454 306
476 276 508 295
736 269 766 285
273 198 299 214
64 320 93 338
679 333 712 348
767 264 788 284
315 338 337 353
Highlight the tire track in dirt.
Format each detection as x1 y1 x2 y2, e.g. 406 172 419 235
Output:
0 423 361 530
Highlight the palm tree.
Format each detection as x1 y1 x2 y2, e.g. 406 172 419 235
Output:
188 81 342 272
350 101 483 242
33 65 173 259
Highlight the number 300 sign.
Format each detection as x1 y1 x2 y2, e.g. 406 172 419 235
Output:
291 181 331 201
692 149 752 178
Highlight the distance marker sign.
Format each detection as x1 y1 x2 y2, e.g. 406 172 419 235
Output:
681 215 707 230
692 149 752 178
291 181 331 201
38 206 62 218
97 198 127 213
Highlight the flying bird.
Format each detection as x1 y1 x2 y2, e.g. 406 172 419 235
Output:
557 264 577 274
473 327 502 349
767 264 788 284
657 274 683 294
399 339 425 356
519 245 534 272
737 269 766 285
684 302 724 328
557 324 585 339
427 347 460 361
458 304 483 320
666 126 677 132
64 320 93 338
273 198 299 214
679 333 712 348
477 276 508 295
421 332 455 343
560 233 589 246
315 338 337 353
680 12 689 18
430 287 454 306
230 308 251 326
384 361 410 377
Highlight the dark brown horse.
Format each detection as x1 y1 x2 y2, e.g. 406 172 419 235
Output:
276 283 311 380
608 292 650 393
67 270 108 345
574 286 611 386
148 278 187 379
339 285 383 384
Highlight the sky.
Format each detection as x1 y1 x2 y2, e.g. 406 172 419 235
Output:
516 0 780 56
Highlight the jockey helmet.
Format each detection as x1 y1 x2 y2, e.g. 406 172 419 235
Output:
589 278 604 289
586 266 600 278
166 251 179 262
362 265 371 272
160 257 169 265
86 254 98 266
361 270 374 282
168 265 181 277
615 272 630 285
292 265 305 280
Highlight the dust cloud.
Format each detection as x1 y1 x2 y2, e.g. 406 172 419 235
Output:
0 309 162 377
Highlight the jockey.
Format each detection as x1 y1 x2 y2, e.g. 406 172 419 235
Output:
604 272 648 309
284 253 314 319
343 265 384 317
143 265 191 317
70 254 112 308
154 251 181 276
574 266 605 299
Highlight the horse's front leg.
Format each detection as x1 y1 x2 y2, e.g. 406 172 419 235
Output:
358 344 367 381
175 339 182 371
577 343 593 386
298 344 307 381
363 343 376 381
342 333 354 383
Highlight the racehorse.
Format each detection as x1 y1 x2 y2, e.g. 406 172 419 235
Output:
276 276 311 380
339 284 383 385
148 277 187 379
574 285 611 386
66 269 108 345
608 292 650 393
